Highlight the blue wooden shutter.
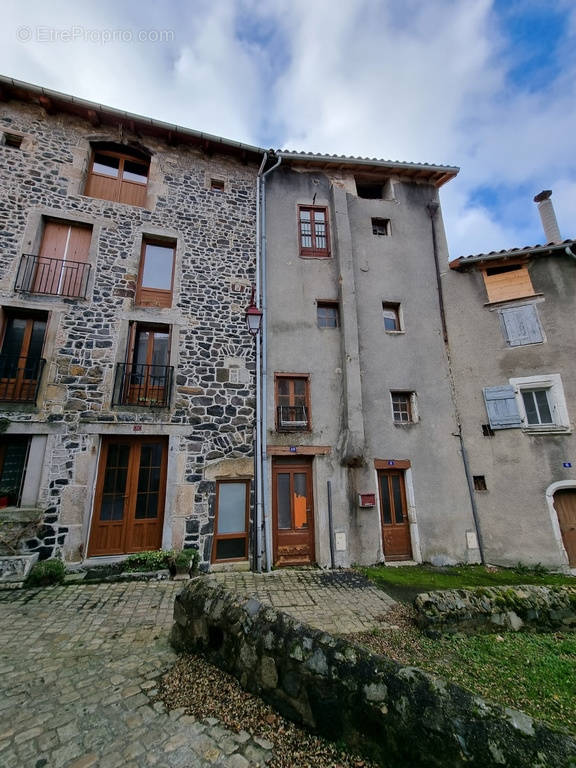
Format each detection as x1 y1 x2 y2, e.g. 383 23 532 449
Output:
483 385 522 429
500 305 542 346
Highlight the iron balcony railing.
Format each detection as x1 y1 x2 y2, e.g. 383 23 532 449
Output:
0 356 46 404
15 254 91 299
113 363 173 408
277 405 309 431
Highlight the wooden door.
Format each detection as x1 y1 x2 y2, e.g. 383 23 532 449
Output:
554 490 576 566
35 222 91 296
0 316 46 401
88 437 167 557
378 470 412 561
272 458 315 566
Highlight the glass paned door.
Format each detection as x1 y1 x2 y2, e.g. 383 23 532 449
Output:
212 481 249 562
88 437 167 556
378 470 412 561
272 459 315 566
0 316 46 402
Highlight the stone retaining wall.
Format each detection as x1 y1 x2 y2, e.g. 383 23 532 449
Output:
414 585 576 636
170 579 576 768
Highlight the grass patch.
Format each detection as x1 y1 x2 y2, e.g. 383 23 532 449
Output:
352 606 576 733
360 563 574 594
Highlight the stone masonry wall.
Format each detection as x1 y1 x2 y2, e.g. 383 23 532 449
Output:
0 101 258 565
414 585 576 636
171 579 576 768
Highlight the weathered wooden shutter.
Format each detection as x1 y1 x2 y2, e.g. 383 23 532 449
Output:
500 305 542 346
483 385 522 429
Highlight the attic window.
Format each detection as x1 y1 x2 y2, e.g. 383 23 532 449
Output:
356 181 383 199
482 262 535 303
3 133 23 149
211 178 225 192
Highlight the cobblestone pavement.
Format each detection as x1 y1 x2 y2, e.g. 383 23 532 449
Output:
211 569 396 634
0 582 274 768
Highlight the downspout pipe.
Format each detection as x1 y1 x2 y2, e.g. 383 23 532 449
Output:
427 203 486 564
259 153 282 571
253 152 267 572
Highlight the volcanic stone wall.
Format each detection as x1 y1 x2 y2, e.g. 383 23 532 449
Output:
0 101 258 565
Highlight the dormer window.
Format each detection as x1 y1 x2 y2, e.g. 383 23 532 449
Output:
85 146 150 207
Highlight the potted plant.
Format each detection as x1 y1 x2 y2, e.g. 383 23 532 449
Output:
168 548 199 579
0 488 17 508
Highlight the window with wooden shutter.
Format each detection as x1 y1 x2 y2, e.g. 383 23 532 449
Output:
482 262 535 303
499 304 543 346
483 385 522 429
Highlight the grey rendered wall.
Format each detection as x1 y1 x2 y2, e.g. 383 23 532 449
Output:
265 167 478 567
443 254 576 568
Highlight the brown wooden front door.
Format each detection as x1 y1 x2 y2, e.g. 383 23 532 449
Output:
88 437 168 557
272 458 315 566
554 489 576 566
378 469 412 561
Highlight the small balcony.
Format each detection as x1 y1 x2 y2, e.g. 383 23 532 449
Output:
0 356 46 404
277 405 309 431
15 254 91 299
112 363 173 408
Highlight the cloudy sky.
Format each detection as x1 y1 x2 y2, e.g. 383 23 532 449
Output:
1 0 574 258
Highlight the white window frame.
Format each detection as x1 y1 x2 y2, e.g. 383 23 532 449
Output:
509 374 571 434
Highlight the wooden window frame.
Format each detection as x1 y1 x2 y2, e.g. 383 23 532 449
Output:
85 148 150 206
0 310 48 404
316 300 340 328
135 239 176 308
275 373 311 431
298 205 330 258
211 479 250 563
382 302 402 332
391 391 415 424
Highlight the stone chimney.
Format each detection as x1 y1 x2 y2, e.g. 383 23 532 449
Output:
533 190 562 244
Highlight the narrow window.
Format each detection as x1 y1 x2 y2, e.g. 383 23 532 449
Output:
521 389 553 426
276 375 310 430
0 312 47 404
317 301 339 328
114 323 172 407
298 206 330 258
210 178 225 192
382 302 401 332
3 133 23 149
473 475 487 491
372 218 391 236
136 239 176 308
85 147 150 207
16 221 92 299
0 437 31 507
391 392 414 424
212 480 250 562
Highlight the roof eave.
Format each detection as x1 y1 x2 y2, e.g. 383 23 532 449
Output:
451 240 576 270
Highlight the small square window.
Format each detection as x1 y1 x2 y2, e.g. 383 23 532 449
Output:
473 475 487 491
382 302 401 332
391 392 415 424
317 301 339 328
3 133 23 149
372 218 391 236
211 178 225 192
521 389 553 426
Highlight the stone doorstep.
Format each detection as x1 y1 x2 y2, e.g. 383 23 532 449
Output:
0 553 39 583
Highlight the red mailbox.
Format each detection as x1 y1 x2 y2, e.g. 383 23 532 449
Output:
358 493 376 508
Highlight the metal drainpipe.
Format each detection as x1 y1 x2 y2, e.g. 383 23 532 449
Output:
254 152 267 572
427 203 486 564
260 153 282 571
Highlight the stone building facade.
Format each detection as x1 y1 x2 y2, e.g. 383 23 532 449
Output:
0 77 260 570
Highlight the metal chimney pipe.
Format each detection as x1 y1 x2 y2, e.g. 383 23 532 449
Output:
533 190 561 244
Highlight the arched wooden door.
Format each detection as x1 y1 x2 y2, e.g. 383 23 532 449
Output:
88 436 167 557
554 489 576 566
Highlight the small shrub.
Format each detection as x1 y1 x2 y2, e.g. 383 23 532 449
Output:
123 550 174 572
25 559 66 587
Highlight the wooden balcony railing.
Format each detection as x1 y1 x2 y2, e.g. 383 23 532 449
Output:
15 254 91 299
0 356 46 404
112 363 173 407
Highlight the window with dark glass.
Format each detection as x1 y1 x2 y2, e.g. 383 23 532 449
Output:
382 303 401 332
316 301 339 328
114 323 172 407
372 218 391 236
521 389 553 426
391 392 413 423
0 312 47 403
0 437 30 507
212 480 250 561
298 206 329 258
85 147 150 207
276 375 310 430
136 240 176 308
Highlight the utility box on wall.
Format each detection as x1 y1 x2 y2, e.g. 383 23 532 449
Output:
358 493 376 508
